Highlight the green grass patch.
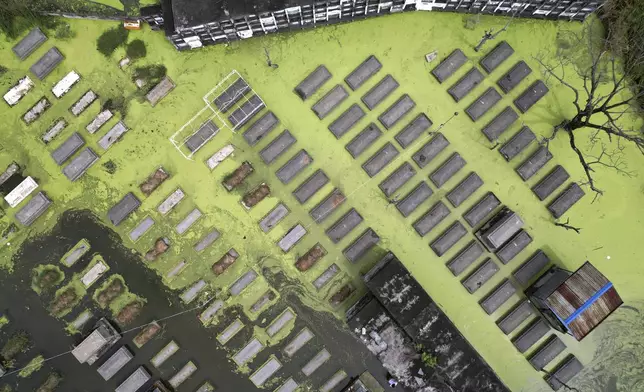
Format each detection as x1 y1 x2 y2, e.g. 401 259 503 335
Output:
0 315 8 330
18 355 44 378
31 264 65 294
89 0 125 11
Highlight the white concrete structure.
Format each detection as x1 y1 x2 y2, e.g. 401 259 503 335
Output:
3 76 33 106
4 176 38 208
52 70 80 98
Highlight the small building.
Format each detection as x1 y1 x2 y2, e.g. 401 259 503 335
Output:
71 318 120 365
526 261 623 341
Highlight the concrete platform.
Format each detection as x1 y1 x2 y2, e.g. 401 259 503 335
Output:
529 335 566 370
446 172 483 207
480 279 517 315
513 250 550 285
463 192 501 228
496 230 532 264
16 192 51 226
108 192 141 226
180 280 206 303
326 208 363 243
243 111 278 146
395 113 432 149
345 123 382 158
546 356 584 390
276 150 312 184
345 55 382 90
412 133 450 169
320 370 348 392
62 148 98 181
310 188 346 222
532 165 570 201
514 80 549 113
176 208 202 234
430 152 466 187
413 201 450 237
145 76 175 107
312 84 348 119
497 60 532 93
548 182 585 218
378 94 416 130
275 378 299 392
343 228 380 263
481 106 519 141
462 258 499 293
30 47 63 80
42 118 66 144
217 319 244 345
430 221 467 256
516 146 553 180
295 65 332 100
448 67 484 102
86 110 112 134
362 142 399 177
497 299 537 335
302 349 331 376
465 87 502 121
12 27 47 60
97 346 132 381
499 126 536 161
158 188 184 214
513 318 550 353
283 328 313 357
293 169 329 204
70 90 97 116
250 357 281 387
194 229 221 251
151 341 179 367
129 216 154 242
480 41 514 73
432 49 468 83
362 74 399 110
378 162 416 197
260 130 296 164
23 97 50 124
228 95 264 128
98 121 128 150
328 103 365 139
396 181 433 217
266 309 295 337
185 120 219 153
259 203 289 233
214 78 250 112
312 263 339 290
233 337 264 365
278 224 307 252
169 361 197 388
230 269 258 296
52 132 85 165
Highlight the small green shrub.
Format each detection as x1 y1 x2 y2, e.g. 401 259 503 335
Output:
96 26 129 57
126 39 147 60
54 22 75 40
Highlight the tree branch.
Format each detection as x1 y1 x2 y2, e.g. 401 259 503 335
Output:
554 218 582 234
568 129 603 197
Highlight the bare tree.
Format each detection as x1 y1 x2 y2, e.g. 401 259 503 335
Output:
534 20 644 200
474 2 530 52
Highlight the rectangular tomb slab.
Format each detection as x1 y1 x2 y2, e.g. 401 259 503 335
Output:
310 189 346 223
446 172 483 207
499 126 536 161
260 203 289 233
498 60 532 93
180 280 206 303
98 121 128 150
529 335 566 370
185 120 219 153
362 142 399 178
157 188 185 214
151 340 179 367
482 106 519 141
362 74 399 110
462 258 499 293
432 49 468 83
496 230 532 264
23 97 50 124
513 318 550 353
108 192 141 226
395 113 432 149
312 84 349 119
413 201 450 237
169 361 197 388
497 299 537 335
30 47 64 80
320 370 348 392
345 123 382 158
302 349 331 376
250 357 282 387
275 378 299 392
379 162 416 197
51 132 85 165
97 346 133 381
413 133 450 169
546 356 584 390
62 148 98 181
466 87 503 121
86 110 113 134
430 221 467 256
447 240 485 276
329 103 365 139
476 207 524 251
217 319 244 345
463 192 501 228
228 95 264 129
206 144 235 170
430 152 466 188
295 65 332 100
260 130 296 164
230 269 258 296
293 169 329 204
200 300 224 323
115 367 150 392
343 228 380 263
515 80 549 113
214 77 250 112
166 260 187 280
378 94 416 130
532 165 570 201
276 150 312 184
4 76 33 106
194 229 220 251
42 118 66 144
243 184 271 209
326 208 363 243
312 263 339 289
12 27 47 60
146 76 175 106
278 224 307 252
481 279 517 315
267 309 295 337
396 181 433 217
223 162 253 191
513 250 550 285
16 192 51 226
480 41 514 73
130 216 155 242
243 111 278 146
70 90 97 116
516 146 553 181
346 55 382 90
284 328 313 357
296 243 326 272
548 182 585 218
233 337 264 365
448 68 485 102
176 208 202 234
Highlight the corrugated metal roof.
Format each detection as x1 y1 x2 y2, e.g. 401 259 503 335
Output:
545 262 622 340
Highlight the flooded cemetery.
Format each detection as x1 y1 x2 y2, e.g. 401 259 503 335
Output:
1 1 644 392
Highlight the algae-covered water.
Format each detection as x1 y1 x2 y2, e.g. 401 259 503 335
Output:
0 11 643 391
